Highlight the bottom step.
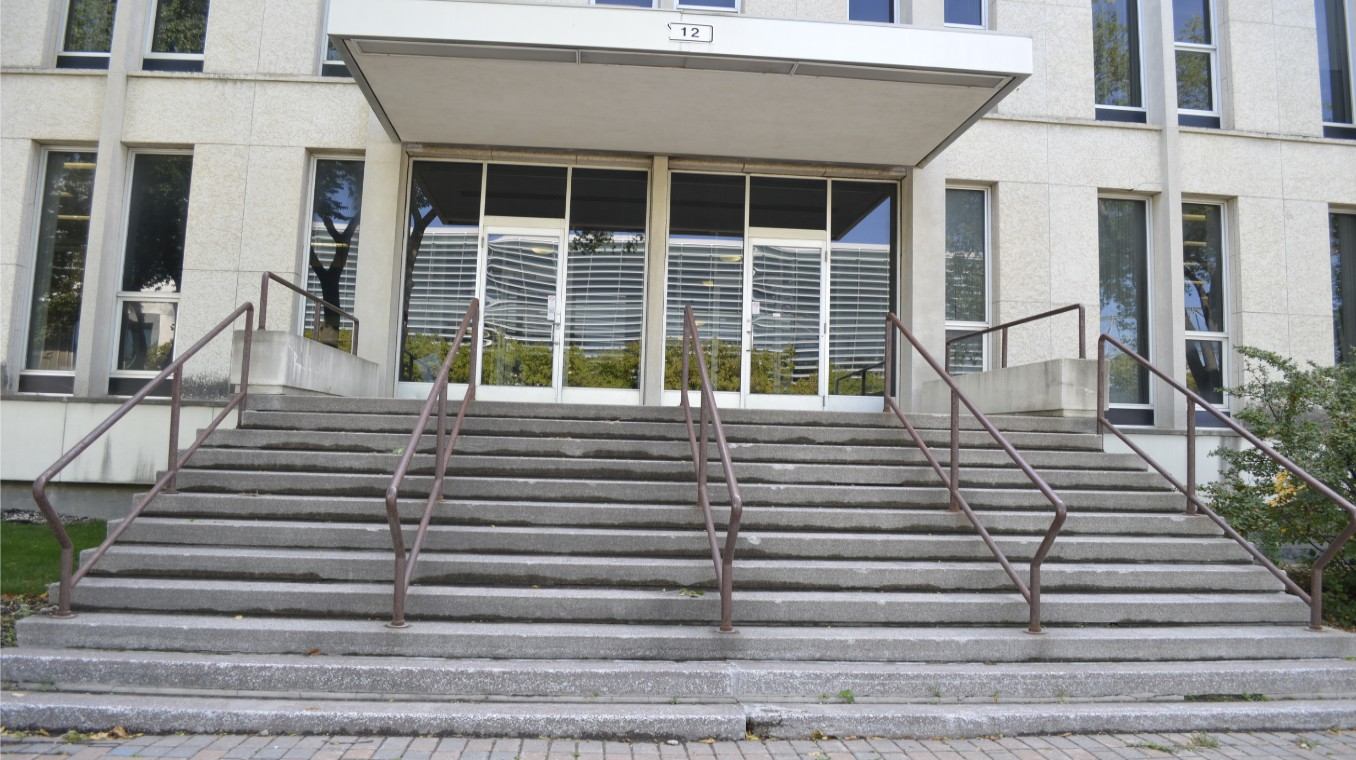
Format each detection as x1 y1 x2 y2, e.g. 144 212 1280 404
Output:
2 692 1353 739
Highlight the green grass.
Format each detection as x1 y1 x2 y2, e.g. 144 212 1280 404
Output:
1 521 107 596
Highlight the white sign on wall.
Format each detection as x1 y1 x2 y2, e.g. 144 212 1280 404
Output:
668 23 714 43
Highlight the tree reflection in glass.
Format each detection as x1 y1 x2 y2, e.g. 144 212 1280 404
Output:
26 152 96 373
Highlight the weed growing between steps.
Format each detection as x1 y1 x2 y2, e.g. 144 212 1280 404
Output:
0 513 106 647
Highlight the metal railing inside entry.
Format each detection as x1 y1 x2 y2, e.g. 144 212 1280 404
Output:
383 298 481 628
258 272 361 354
883 313 1067 634
32 303 256 618
1097 333 1356 630
945 303 1087 373
679 305 745 633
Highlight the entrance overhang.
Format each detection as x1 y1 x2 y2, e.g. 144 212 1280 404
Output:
328 0 1032 168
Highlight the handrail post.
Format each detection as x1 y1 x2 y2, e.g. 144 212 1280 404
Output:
949 389 960 512
1001 327 1009 369
883 319 894 409
1076 305 1087 359
1185 398 1197 514
1096 337 1107 435
239 308 253 427
258 272 270 330
436 380 447 502
166 365 183 494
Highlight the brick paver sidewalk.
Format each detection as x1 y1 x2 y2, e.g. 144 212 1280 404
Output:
4 732 1356 760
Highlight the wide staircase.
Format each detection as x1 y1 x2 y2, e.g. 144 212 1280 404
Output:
5 397 1355 738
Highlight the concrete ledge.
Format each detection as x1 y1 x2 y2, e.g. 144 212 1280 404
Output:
922 359 1098 417
231 331 383 397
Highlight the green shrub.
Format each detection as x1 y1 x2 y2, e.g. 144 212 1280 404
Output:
1205 347 1356 628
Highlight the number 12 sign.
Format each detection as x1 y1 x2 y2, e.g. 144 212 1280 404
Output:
668 23 714 42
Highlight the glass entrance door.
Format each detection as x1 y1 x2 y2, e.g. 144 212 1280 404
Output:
477 227 566 402
746 238 826 408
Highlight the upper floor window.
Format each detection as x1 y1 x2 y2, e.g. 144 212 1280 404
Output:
322 39 349 77
1092 0 1146 123
1334 212 1356 362
849 0 894 23
675 0 738 11
1174 0 1220 127
144 0 208 73
593 0 658 6
944 0 985 27
945 187 990 374
1316 0 1356 138
58 0 116 70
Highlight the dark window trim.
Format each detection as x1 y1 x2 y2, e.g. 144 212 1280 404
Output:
143 57 204 73
1096 107 1148 123
1324 124 1356 139
1179 113 1221 128
56 54 110 70
19 374 76 394
108 376 172 397
1105 406 1154 426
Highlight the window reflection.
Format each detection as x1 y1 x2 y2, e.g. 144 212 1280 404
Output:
1093 0 1143 110
59 0 117 68
829 182 894 396
946 188 988 374
1334 213 1356 363
25 152 96 377
1098 198 1150 405
304 159 364 350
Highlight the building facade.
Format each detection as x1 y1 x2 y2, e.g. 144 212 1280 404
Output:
2 0 1354 495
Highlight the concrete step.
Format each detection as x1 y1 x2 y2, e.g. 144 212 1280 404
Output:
171 470 1184 507
244 397 1101 434
202 429 1145 470
85 546 1286 593
142 494 1224 535
18 614 1355 662
109 518 1252 563
179 450 1172 491
7 649 1355 702
240 412 1105 450
61 578 1310 625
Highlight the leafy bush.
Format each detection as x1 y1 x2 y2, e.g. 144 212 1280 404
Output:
1205 347 1356 628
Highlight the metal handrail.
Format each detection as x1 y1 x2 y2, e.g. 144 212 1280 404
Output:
258 272 361 354
883 313 1067 633
945 304 1086 373
1096 333 1356 630
384 298 480 628
679 306 744 633
833 360 885 396
32 303 256 617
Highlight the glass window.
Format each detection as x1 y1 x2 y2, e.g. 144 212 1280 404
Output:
675 0 738 10
829 182 894 396
945 0 985 27
116 153 192 375
485 164 567 219
1174 0 1219 126
58 0 116 69
400 162 482 383
1182 202 1227 404
1098 197 1151 406
1092 0 1145 121
850 0 894 23
145 0 208 72
565 168 648 390
322 39 350 77
749 177 826 231
665 173 745 392
594 0 657 6
21 151 96 393
945 188 989 374
1334 212 1356 363
304 159 364 350
1316 0 1356 136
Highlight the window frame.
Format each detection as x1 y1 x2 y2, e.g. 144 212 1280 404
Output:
18 147 99 395
56 0 116 70
142 0 208 73
1333 210 1356 362
1316 0 1356 138
592 0 660 8
1173 0 1222 128
1092 0 1148 123
109 149 194 385
674 0 741 13
944 184 992 374
1180 200 1230 416
943 0 987 29
848 0 899 24
1098 194 1155 419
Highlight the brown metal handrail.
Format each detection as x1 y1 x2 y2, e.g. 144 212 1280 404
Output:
1096 333 1356 630
32 303 256 618
258 272 361 354
945 304 1087 373
679 306 744 633
384 298 480 628
883 313 1067 633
